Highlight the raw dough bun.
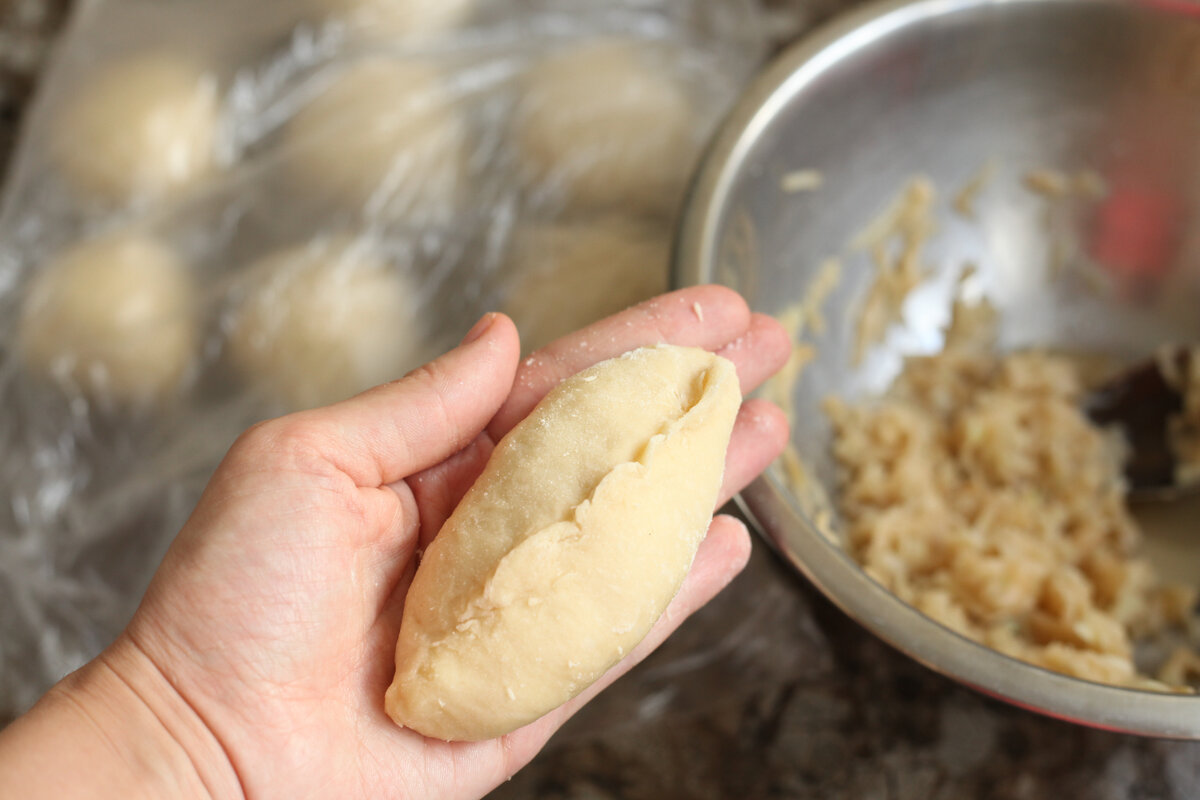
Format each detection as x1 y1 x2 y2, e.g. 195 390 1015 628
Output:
503 218 670 352
51 53 219 203
313 0 474 41
385 344 741 741
18 233 199 406
284 59 466 226
512 39 698 219
227 237 419 411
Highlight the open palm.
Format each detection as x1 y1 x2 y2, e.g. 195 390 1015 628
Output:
113 286 790 800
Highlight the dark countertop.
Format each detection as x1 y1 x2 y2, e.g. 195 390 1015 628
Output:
4 2 1199 798
492 544 1200 799
0 0 68 175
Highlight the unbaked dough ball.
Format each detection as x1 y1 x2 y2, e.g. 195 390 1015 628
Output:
503 218 670 352
227 237 419 411
313 0 474 41
18 233 200 407
284 59 467 226
51 53 220 203
512 39 698 219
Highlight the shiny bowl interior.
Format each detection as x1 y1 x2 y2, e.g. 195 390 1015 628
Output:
675 0 1200 736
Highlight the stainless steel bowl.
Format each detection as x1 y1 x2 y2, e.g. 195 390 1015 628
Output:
676 0 1200 737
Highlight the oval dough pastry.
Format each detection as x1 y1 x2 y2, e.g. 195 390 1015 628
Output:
385 344 741 741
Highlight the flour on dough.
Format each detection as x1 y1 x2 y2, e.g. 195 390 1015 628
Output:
386 345 741 741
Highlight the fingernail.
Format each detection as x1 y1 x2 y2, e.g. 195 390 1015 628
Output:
461 312 496 345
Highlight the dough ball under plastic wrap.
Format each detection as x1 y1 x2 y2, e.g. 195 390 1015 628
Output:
512 39 699 219
226 236 420 411
50 53 220 204
284 58 468 226
18 233 200 407
503 218 670 352
312 0 475 41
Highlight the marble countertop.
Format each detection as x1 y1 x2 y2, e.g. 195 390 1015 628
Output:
4 2 1198 798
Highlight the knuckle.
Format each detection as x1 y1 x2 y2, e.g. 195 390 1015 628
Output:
229 414 330 471
402 361 462 444
401 359 443 390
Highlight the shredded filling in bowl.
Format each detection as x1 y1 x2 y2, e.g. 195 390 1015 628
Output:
826 299 1199 691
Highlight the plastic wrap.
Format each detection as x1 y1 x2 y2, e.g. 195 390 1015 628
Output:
0 0 771 717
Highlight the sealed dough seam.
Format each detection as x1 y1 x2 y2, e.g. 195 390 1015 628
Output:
446 370 724 635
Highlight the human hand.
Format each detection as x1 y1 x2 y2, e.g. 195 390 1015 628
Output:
0 286 790 800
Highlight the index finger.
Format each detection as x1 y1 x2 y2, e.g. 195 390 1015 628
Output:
487 285 752 439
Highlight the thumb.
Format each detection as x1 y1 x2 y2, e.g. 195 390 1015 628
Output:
292 312 521 487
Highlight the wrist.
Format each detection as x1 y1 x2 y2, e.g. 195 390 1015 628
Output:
0 635 243 799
